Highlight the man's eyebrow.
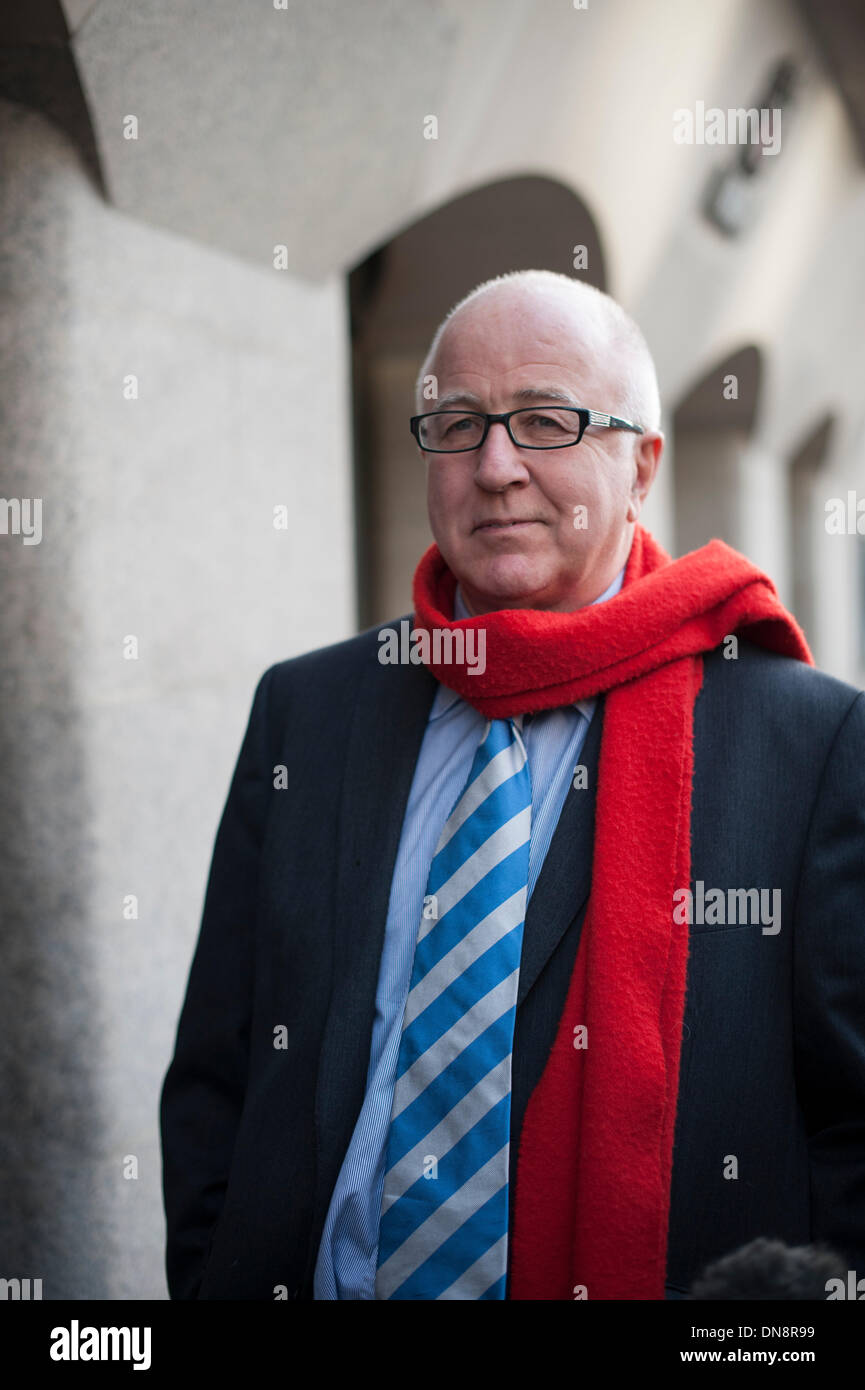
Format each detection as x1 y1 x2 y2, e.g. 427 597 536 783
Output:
434 391 485 409
511 387 580 406
433 386 581 410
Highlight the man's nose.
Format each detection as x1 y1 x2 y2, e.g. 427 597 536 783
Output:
473 420 531 488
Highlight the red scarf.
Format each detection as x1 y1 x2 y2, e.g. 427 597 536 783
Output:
411 524 812 1300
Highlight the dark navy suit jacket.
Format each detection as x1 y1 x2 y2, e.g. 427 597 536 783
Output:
159 623 865 1299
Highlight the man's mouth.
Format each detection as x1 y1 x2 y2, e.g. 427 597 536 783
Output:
473 519 541 532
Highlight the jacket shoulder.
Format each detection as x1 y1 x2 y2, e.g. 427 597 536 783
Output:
700 638 864 734
246 613 418 733
265 615 408 687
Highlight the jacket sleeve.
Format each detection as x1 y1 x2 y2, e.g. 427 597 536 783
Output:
793 688 865 1269
159 666 276 1299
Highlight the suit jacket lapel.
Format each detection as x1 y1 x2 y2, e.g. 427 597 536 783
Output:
308 636 436 1252
506 701 604 1229
517 700 604 1005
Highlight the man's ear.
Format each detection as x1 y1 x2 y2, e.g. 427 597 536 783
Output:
627 431 663 522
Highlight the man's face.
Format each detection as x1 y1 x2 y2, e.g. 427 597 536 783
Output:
423 287 661 614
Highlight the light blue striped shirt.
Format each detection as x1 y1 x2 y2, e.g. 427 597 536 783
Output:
313 565 625 1298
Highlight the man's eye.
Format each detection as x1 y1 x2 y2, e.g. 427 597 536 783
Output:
528 413 568 430
444 416 475 433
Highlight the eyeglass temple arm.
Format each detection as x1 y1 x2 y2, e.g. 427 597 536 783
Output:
587 409 644 435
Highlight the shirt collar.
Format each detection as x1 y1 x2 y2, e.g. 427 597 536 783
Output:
429 564 626 722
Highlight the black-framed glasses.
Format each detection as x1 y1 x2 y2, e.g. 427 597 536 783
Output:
410 406 644 453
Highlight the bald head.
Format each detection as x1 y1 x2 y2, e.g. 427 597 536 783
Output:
416 267 664 615
416 269 661 432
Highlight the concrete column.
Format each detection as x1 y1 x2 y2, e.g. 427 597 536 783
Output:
0 98 354 1297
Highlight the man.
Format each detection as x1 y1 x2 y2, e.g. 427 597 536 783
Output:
160 270 865 1301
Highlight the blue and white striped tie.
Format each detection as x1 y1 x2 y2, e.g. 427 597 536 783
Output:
375 716 532 1300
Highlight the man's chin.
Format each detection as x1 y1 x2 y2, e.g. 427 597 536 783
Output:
454 556 559 613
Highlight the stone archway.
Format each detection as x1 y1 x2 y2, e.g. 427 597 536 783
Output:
788 413 835 649
672 345 762 558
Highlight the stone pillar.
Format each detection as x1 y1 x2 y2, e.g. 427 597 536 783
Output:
0 98 354 1297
